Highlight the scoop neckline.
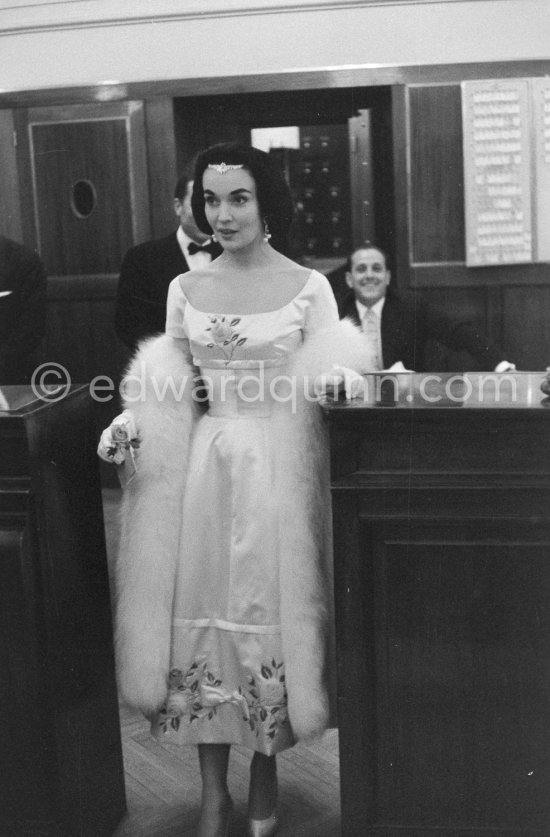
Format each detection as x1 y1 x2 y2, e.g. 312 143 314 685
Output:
181 269 316 316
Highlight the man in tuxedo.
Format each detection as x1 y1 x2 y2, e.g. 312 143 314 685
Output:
0 234 47 385
115 174 221 351
338 246 515 372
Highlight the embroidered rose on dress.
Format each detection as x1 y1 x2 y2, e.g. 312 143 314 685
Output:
210 317 233 343
165 690 193 717
256 668 286 706
158 662 236 732
205 316 247 364
239 659 289 740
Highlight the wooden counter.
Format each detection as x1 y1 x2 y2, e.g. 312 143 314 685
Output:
322 373 550 837
0 386 125 836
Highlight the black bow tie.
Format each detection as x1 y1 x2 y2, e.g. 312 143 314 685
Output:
187 239 218 257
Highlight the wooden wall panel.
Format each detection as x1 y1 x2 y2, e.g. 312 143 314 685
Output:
374 528 550 831
402 82 550 370
423 286 490 335
45 276 127 379
45 297 94 381
44 275 126 486
144 97 178 239
392 84 411 290
370 87 395 262
418 285 496 370
404 84 550 293
0 110 22 240
14 107 38 249
44 274 127 455
502 285 550 370
409 84 465 264
329 399 550 835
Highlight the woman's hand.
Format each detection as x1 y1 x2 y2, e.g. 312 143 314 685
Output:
314 365 366 400
97 410 140 464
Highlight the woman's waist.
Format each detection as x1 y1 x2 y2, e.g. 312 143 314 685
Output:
204 382 277 418
206 401 273 419
198 365 295 417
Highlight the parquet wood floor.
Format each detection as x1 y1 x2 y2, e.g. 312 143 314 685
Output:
103 490 342 837
114 704 340 837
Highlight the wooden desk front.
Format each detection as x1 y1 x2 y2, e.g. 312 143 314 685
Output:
323 373 550 837
0 386 125 836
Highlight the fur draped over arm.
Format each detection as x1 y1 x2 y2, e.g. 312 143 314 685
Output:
115 335 201 714
273 319 368 740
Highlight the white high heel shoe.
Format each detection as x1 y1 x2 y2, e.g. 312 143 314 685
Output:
247 812 278 837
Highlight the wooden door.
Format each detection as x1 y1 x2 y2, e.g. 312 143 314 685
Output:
16 101 150 426
27 101 149 277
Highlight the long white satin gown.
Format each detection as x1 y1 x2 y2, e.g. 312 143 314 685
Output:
150 269 338 755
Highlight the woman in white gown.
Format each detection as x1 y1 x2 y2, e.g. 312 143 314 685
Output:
99 143 368 837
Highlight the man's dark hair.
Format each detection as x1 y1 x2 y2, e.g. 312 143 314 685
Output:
191 142 295 254
348 245 390 272
174 173 192 201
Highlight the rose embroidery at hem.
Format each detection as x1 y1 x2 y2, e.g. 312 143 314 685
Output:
239 659 289 740
156 658 288 741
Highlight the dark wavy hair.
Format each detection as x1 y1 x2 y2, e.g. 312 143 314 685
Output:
191 142 295 254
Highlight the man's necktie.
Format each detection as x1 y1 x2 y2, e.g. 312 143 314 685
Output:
362 309 383 371
187 240 218 257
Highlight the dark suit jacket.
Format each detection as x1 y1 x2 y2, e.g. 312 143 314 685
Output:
338 287 503 371
0 235 47 385
114 231 190 352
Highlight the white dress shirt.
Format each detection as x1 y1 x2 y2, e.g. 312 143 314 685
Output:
177 227 214 271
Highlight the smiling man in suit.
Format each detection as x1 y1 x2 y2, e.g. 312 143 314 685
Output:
338 245 515 372
115 173 221 352
0 234 47 385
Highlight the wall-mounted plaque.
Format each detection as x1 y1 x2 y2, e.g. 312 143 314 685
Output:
462 78 532 266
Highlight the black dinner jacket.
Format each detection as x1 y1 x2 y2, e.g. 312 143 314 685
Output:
115 231 191 352
0 235 47 384
338 287 503 371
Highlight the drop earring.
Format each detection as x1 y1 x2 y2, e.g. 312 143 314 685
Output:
211 233 218 242
263 220 272 243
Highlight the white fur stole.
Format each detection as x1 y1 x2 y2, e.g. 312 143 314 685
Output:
115 335 199 713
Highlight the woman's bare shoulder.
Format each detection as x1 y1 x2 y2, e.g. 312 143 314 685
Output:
270 254 312 287
178 267 216 294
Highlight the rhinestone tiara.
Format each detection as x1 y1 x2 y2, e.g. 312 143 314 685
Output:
207 162 244 175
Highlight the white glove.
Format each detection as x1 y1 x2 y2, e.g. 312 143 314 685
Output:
385 361 415 373
97 410 140 464
494 361 516 373
314 365 366 400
